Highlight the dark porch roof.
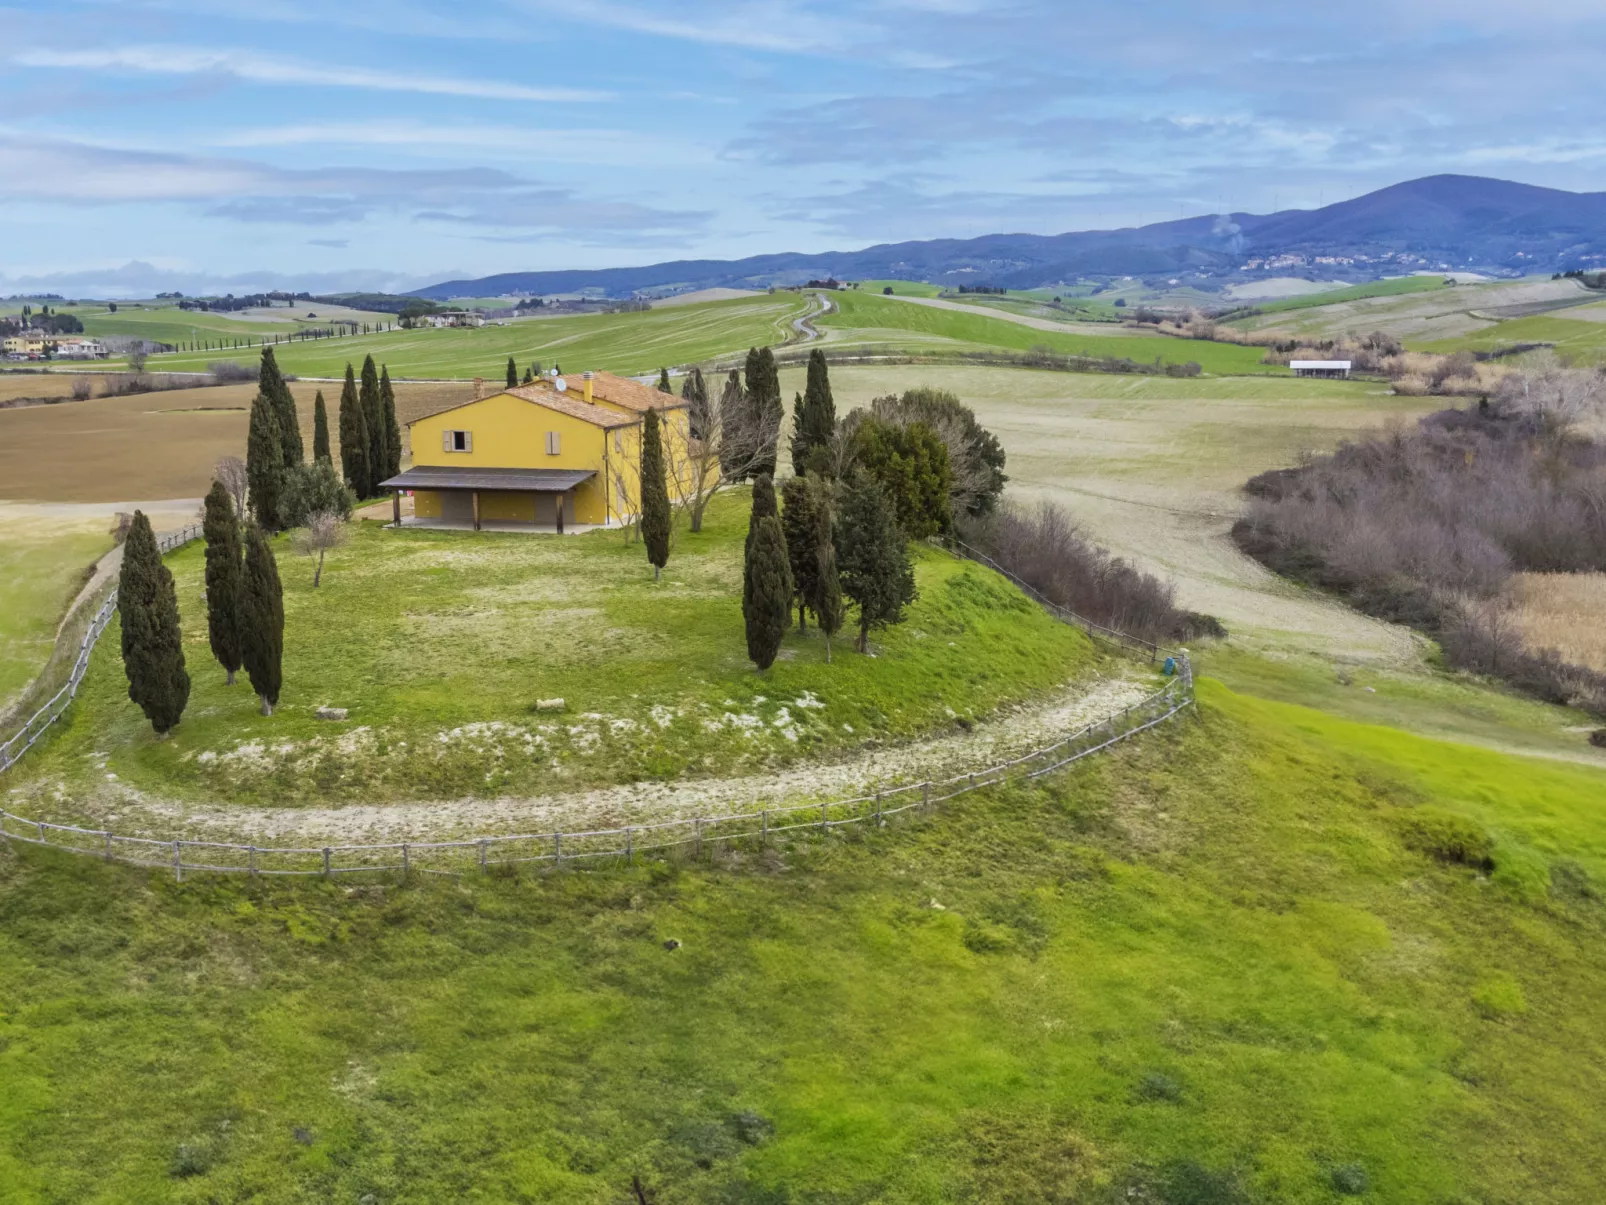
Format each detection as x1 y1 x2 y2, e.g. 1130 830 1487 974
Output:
379 466 596 493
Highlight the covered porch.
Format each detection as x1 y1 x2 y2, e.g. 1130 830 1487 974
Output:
377 466 598 534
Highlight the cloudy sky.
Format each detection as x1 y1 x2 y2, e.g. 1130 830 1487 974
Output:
5 0 1606 294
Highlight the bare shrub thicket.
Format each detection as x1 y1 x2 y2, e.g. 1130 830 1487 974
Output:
1234 377 1606 712
958 501 1220 644
208 360 256 383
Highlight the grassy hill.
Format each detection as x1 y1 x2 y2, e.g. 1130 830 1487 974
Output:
4 490 1095 819
4 676 1605 1202
1415 311 1606 363
142 294 811 380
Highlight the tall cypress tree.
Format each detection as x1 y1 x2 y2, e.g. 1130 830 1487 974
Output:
202 481 244 684
780 474 819 631
246 388 285 531
791 348 837 476
338 362 370 497
640 406 671 580
311 390 331 463
718 369 748 480
379 365 401 480
506 356 518 388
810 482 844 663
742 475 792 670
118 510 189 734
657 367 672 393
240 522 284 716
681 367 709 439
836 472 917 653
359 354 385 490
259 347 302 468
744 346 782 478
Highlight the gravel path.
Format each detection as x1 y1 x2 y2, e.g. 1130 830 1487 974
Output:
95 671 1157 846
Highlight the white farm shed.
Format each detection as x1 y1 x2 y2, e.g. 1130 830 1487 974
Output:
1290 360 1352 379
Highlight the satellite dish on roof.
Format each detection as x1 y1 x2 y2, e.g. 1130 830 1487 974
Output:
554 375 567 393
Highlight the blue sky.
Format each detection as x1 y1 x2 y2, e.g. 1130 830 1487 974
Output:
5 0 1606 295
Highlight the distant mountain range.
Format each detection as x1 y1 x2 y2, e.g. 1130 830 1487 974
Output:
410 175 1606 301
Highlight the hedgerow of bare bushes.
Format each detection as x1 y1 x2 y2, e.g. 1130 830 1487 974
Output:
958 501 1223 645
1233 360 1606 714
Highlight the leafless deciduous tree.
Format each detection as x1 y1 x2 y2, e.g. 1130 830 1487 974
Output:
1494 353 1606 436
216 456 249 519
291 510 348 587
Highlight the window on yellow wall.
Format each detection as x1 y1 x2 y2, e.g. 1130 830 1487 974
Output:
443 429 472 452
545 431 561 455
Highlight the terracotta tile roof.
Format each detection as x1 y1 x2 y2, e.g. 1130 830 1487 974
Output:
502 383 640 429
585 370 688 414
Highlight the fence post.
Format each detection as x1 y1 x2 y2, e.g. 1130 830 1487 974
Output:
553 832 562 867
625 827 633 864
694 818 702 860
478 840 488 871
402 843 410 876
104 831 113 861
37 820 46 842
322 847 332 878
922 782 931 812
760 810 767 846
875 791 882 826
172 840 182 882
820 802 828 833
248 845 258 877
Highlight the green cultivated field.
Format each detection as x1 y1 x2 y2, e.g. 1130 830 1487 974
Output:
4 677 1606 1202
7 489 1092 809
1235 275 1448 317
817 291 1274 373
0 517 109 709
1415 313 1606 362
144 294 811 379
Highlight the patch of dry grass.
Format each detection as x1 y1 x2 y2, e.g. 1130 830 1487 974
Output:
1509 572 1606 672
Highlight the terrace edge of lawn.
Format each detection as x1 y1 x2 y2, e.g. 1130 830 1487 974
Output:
3 676 1605 1202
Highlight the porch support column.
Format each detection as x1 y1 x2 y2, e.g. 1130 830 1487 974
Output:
556 493 565 535
472 490 481 531
392 490 401 525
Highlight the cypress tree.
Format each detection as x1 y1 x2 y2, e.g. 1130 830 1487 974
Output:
118 510 190 734
640 406 671 580
259 347 302 467
681 367 709 438
749 347 782 477
202 481 244 684
311 390 331 462
506 356 518 388
379 365 401 480
742 475 792 670
240 522 284 716
718 369 748 480
810 481 844 663
780 475 819 631
522 367 533 384
338 362 370 497
791 348 836 476
359 354 385 490
657 367 672 393
246 388 285 531
836 472 917 653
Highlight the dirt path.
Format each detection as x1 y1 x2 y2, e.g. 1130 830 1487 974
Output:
791 291 833 342
86 672 1156 846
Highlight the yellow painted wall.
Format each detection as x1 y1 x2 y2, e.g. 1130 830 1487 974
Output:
405 391 712 529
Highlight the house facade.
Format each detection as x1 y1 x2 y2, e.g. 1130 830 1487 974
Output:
380 370 705 533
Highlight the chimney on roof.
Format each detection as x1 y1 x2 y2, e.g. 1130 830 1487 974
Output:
473 376 486 400
582 370 594 405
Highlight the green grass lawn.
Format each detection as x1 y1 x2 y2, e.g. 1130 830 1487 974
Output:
1414 313 1606 363
8 490 1093 809
4 676 1605 1202
818 292 1276 374
1236 276 1449 319
143 294 810 380
856 280 944 297
0 522 109 712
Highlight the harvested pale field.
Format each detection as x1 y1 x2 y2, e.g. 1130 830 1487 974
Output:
1509 572 1606 673
0 379 472 501
1237 275 1596 343
1224 277 1346 301
784 364 1440 662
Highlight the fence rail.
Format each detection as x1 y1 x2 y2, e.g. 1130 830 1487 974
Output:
0 523 200 774
0 523 1194 880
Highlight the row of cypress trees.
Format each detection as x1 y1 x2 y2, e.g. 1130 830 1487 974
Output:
338 355 402 499
246 347 370 530
118 486 285 735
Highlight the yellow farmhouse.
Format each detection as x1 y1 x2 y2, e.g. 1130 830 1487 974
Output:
380 369 704 533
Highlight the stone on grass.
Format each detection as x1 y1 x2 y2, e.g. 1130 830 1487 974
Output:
315 706 348 721
534 698 566 713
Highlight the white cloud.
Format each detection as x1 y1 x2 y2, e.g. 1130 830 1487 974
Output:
213 120 714 166
14 45 609 103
